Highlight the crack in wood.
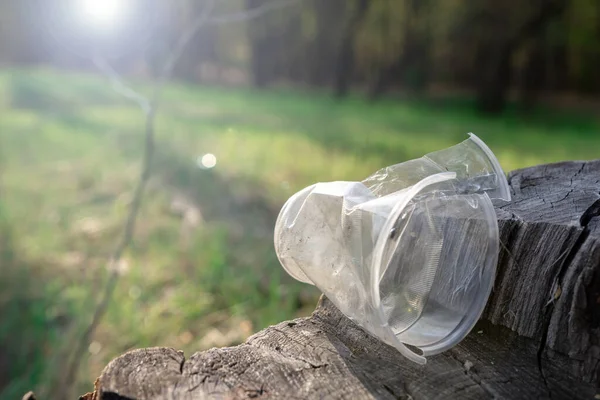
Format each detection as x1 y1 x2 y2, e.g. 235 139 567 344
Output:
382 383 412 400
446 349 502 399
581 199 600 227
88 160 600 400
534 166 600 397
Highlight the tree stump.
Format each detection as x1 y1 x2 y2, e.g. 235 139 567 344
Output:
86 160 600 400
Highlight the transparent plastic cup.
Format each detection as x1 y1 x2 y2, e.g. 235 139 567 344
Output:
274 134 510 364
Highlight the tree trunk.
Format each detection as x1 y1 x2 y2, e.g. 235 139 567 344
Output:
475 0 567 114
519 35 546 111
83 160 600 400
475 43 513 114
333 0 370 98
277 10 303 83
368 0 430 99
173 1 217 84
246 0 272 87
306 0 345 87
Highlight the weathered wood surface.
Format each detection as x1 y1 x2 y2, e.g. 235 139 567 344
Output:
88 160 600 400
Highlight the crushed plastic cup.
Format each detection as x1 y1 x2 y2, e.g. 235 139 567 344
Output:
274 133 510 364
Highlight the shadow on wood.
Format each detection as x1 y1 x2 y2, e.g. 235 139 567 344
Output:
85 160 600 400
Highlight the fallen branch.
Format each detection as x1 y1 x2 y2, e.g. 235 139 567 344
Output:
55 1 216 396
55 1 307 397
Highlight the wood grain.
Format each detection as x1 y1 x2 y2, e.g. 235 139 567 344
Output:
91 160 600 400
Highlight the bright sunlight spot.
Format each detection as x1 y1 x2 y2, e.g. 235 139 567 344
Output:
76 0 130 29
198 153 217 169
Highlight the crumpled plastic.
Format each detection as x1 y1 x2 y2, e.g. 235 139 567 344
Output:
274 133 510 364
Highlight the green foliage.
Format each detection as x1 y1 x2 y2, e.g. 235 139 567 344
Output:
0 68 599 397
0 193 69 399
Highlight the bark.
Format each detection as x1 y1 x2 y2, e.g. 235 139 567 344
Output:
86 160 600 400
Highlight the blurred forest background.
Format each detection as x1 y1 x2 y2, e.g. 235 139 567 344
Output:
0 0 599 398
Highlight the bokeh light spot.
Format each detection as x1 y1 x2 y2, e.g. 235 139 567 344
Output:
198 153 217 169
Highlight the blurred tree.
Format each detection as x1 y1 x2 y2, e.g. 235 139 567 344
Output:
368 0 431 98
0 0 598 111
545 16 570 92
246 0 271 87
334 0 371 97
473 0 568 113
519 33 547 110
307 0 346 86
172 0 218 82
567 0 600 93
2 0 47 64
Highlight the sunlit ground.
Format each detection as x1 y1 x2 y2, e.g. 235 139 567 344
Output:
0 68 599 397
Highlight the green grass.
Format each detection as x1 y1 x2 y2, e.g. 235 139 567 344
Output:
0 67 599 398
